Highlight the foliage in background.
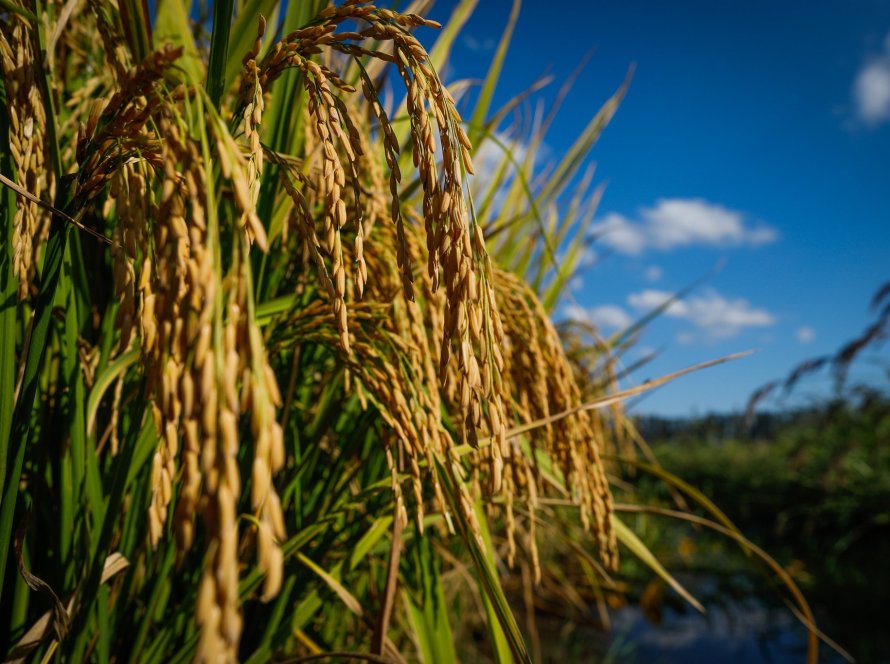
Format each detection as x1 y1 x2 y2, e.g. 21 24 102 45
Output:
628 281 890 664
633 393 889 663
655 396 890 538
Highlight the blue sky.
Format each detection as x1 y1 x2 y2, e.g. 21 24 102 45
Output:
423 0 890 416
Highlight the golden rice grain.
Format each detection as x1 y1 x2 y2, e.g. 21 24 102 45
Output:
0 12 54 299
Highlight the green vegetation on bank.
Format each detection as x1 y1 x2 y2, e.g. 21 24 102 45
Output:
630 392 890 662
652 396 890 534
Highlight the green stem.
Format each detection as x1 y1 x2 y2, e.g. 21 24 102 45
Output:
0 0 37 23
0 218 69 607
0 75 17 514
206 0 234 108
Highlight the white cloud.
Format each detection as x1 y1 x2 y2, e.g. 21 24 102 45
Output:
564 303 632 331
853 33 890 126
796 326 816 343
591 212 648 254
578 247 598 268
628 289 688 316
591 198 778 255
628 288 775 339
645 265 663 282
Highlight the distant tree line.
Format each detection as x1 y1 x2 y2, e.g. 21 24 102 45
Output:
633 397 886 444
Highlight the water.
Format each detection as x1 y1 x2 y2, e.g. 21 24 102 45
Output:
606 599 847 664
527 564 888 663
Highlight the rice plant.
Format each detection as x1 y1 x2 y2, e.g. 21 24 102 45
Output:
0 1 822 662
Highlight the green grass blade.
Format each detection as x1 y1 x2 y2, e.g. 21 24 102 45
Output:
404 535 456 664
349 516 393 571
0 79 18 502
0 0 36 22
472 501 514 664
130 545 176 660
206 0 235 106
96 585 111 664
86 348 139 435
256 293 298 324
243 577 297 664
295 555 359 615
9 542 31 641
117 0 152 62
224 0 278 95
59 236 90 586
466 0 520 146
463 122 570 298
434 458 531 664
0 219 69 607
154 0 204 85
612 514 704 612
70 415 156 649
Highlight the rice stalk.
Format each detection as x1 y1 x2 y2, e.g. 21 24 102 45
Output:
0 6 54 299
0 2 651 661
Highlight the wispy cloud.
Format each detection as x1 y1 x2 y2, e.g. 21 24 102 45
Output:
564 303 632 331
590 198 778 255
628 288 775 340
463 34 496 53
567 276 584 292
796 326 816 343
853 33 890 126
645 265 663 282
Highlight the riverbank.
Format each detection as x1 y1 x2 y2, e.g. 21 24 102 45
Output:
626 394 890 663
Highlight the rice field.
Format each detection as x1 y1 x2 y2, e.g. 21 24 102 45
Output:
0 1 824 662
